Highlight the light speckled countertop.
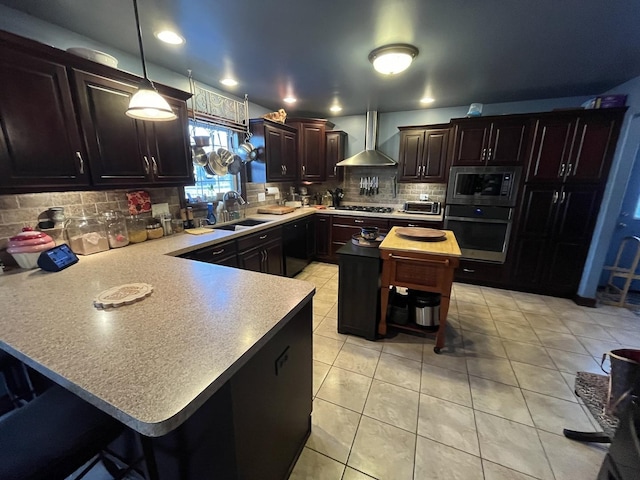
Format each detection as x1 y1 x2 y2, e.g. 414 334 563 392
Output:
0 206 440 436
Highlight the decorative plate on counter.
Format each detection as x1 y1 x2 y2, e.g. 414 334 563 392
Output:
395 227 446 241
93 283 153 309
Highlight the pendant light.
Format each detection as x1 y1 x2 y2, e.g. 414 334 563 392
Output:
125 0 177 121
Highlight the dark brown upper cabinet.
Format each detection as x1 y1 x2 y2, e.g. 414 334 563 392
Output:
72 71 192 187
248 119 298 183
450 117 530 166
397 125 450 183
0 30 193 194
0 44 90 192
325 130 346 181
287 118 329 182
526 108 626 184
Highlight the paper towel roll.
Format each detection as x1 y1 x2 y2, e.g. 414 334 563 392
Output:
266 187 280 195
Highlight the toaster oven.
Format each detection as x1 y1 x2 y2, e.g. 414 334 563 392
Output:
403 201 441 215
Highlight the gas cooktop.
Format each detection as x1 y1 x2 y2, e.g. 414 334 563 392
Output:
336 205 394 213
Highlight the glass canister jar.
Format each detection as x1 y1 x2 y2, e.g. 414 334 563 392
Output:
65 214 110 255
146 219 164 240
103 211 129 248
126 215 148 243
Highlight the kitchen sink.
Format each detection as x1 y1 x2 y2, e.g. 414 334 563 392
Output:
214 218 269 231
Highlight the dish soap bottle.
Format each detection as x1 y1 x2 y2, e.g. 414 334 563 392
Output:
207 202 217 225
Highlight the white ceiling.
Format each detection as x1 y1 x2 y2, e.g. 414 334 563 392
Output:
2 0 639 117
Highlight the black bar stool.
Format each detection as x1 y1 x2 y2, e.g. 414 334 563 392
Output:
0 349 36 409
0 384 127 480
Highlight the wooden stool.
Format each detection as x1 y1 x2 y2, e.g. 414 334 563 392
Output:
601 236 640 308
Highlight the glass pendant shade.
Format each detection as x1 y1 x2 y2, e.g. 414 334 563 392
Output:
369 44 419 75
126 80 176 121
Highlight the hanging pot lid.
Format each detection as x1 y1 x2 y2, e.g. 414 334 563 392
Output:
192 146 208 166
208 150 228 176
228 155 243 175
217 147 234 167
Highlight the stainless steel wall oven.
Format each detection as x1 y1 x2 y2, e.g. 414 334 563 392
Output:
444 205 513 263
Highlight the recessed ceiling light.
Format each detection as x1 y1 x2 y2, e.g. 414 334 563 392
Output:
330 105 342 112
220 78 238 87
155 30 184 45
283 96 297 104
368 44 419 75
420 97 435 104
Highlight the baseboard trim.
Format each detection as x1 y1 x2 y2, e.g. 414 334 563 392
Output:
574 294 597 308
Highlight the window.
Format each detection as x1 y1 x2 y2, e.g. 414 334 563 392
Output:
184 120 240 203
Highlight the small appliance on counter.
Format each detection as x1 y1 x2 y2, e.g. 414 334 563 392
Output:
403 201 441 215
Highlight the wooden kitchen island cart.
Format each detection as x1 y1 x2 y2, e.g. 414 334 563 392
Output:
378 227 461 353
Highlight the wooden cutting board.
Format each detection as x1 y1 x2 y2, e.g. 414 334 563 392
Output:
257 205 295 214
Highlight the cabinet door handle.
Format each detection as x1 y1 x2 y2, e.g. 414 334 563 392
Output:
143 156 150 174
481 148 486 161
333 166 337 176
211 249 225 256
463 268 475 273
566 163 573 177
560 191 566 204
75 151 84 174
284 165 287 175
302 165 306 176
407 224 418 227
354 219 364 224
559 163 566 177
552 190 559 204
487 147 492 160
151 156 158 176
418 165 423 176
259 234 268 240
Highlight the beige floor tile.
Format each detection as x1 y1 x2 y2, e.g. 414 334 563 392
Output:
315 317 349 341
313 360 331 397
334 343 381 377
456 313 499 336
422 346 468 374
466 355 518 386
306 398 361 464
421 363 472 407
575 335 622 358
475 411 554 480
462 331 507 358
345 335 384 351
494 321 541 345
489 307 529 325
374 353 422 391
522 390 596 435
314 299 336 316
313 313 324 332
482 460 538 480
546 348 602 374
586 311 638 329
515 299 554 315
524 313 571 333
557 308 599 324
538 430 608 480
457 301 491 316
511 361 577 402
469 376 533 425
308 277 331 289
381 334 424 362
342 467 377 480
347 416 415 480
315 288 339 303
317 367 372 413
363 380 419 433
502 340 556 368
327 304 338 319
289 447 345 480
414 436 483 480
607 326 640 347
562 319 616 340
559 371 582 402
313 334 345 364
417 394 479 455
534 329 590 354
482 292 517 310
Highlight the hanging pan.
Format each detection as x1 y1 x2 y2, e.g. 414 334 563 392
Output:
208 150 228 176
192 146 208 167
228 154 243 175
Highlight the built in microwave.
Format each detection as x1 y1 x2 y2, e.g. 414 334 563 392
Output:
446 166 522 207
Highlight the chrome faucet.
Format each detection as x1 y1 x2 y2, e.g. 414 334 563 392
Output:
223 191 247 219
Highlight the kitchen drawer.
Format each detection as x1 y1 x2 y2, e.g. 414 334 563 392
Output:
331 215 389 229
455 259 506 285
179 240 238 267
237 226 282 252
389 219 444 229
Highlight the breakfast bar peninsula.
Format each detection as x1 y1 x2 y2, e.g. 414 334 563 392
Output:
378 227 461 353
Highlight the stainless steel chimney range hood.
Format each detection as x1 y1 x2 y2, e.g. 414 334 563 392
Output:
336 111 397 167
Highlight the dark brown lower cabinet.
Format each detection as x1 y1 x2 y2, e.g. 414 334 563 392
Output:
315 214 332 261
146 301 312 480
510 183 603 296
455 259 507 286
330 216 389 262
178 240 238 267
237 227 284 275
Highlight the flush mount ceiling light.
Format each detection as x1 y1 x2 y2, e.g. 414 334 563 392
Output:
330 105 342 113
155 30 184 45
283 96 297 104
126 0 176 121
368 44 419 75
220 78 238 87
420 97 435 104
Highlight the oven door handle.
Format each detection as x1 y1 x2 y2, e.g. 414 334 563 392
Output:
445 216 510 224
